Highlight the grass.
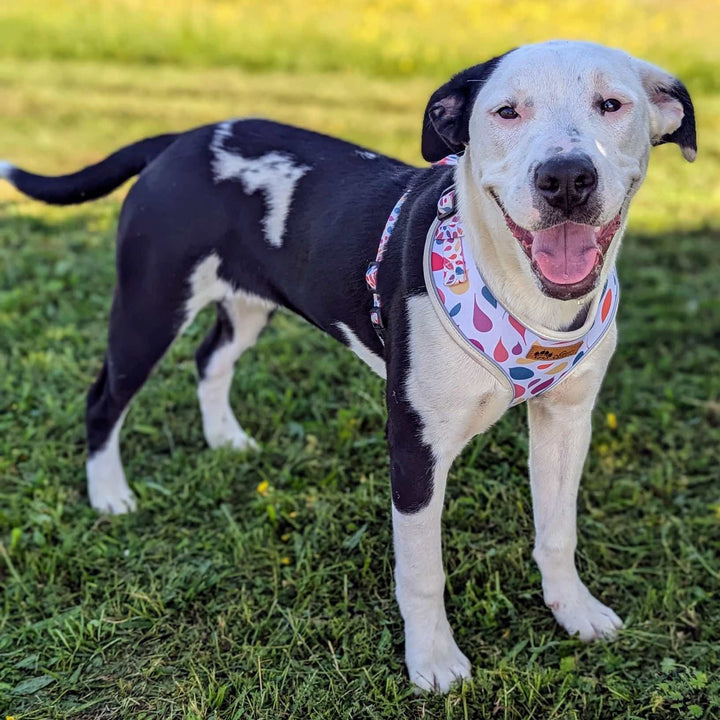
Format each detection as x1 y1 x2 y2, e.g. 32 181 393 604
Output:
1 2 719 717
0 1 718 91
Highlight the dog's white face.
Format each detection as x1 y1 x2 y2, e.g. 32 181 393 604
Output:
423 41 696 300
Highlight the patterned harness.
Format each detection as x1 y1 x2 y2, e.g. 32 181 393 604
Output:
366 155 620 406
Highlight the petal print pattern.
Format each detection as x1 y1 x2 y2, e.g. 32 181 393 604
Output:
494 339 509 362
509 367 533 380
473 298 493 332
601 288 613 322
509 315 526 340
481 285 498 308
531 378 554 394
431 252 444 271
545 361 568 375
512 342 522 355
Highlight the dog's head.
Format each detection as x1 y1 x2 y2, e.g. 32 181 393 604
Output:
422 41 696 300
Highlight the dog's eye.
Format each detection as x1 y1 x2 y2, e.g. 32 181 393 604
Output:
496 106 519 120
600 98 622 114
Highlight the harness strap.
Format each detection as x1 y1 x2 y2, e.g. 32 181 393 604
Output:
367 154 461 342
366 192 409 342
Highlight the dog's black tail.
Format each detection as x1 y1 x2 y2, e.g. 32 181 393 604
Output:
0 133 179 205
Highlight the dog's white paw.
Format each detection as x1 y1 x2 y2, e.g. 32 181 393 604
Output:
87 472 137 515
405 619 472 693
546 582 623 641
86 446 137 514
204 412 259 452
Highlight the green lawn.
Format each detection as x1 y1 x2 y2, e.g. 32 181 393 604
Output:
1 34 719 720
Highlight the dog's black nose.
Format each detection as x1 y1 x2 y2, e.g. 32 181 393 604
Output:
534 155 598 213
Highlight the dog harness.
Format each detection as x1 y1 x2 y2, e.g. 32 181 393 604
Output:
367 155 620 406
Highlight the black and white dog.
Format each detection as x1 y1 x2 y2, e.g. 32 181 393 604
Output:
2 41 696 692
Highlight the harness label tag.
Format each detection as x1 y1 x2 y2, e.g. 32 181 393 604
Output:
525 341 583 361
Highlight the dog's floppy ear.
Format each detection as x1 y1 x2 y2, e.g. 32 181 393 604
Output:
421 54 507 162
634 60 697 162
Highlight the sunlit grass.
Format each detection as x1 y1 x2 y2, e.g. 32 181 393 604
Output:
0 0 718 88
1 58 718 232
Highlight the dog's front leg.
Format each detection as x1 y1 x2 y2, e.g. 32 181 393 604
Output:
387 400 471 693
527 330 623 641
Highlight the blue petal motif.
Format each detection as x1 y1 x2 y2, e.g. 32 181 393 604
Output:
509 367 534 380
572 350 585 366
449 303 461 317
481 285 498 308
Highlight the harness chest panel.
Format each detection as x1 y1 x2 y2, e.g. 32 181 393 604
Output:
372 155 620 407
424 186 619 405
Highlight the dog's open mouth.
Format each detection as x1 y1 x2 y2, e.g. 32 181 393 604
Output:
493 196 621 300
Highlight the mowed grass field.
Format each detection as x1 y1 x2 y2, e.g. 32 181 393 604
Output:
1 2 719 718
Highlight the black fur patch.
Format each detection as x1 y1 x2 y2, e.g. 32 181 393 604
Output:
654 79 697 159
421 52 511 162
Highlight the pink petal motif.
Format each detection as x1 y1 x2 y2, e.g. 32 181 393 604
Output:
493 339 509 362
531 378 554 395
431 252 444 271
469 339 484 352
437 288 445 304
511 342 522 355
473 297 493 332
509 315 526 340
537 362 553 370
513 384 525 398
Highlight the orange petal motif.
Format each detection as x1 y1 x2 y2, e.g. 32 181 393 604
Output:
601 288 613 322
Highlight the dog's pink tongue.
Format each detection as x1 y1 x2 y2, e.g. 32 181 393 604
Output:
531 223 599 284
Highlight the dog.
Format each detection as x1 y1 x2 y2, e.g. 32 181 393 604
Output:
1 41 696 692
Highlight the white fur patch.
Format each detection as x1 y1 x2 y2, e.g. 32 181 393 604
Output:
335 322 386 378
0 161 15 181
393 493 472 692
86 410 136 514
179 253 275 334
210 121 311 247
198 294 271 451
528 325 622 640
355 150 378 160
178 252 274 450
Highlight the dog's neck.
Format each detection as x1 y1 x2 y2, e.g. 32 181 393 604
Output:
455 153 605 334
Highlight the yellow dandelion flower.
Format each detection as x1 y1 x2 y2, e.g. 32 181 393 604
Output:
280 557 291 565
607 412 618 430
257 480 269 496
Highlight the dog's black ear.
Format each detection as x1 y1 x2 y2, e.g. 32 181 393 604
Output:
421 55 507 162
635 60 697 162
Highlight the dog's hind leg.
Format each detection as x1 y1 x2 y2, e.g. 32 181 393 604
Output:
85 290 180 514
195 293 273 451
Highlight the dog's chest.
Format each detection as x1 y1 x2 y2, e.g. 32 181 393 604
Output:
405 293 513 452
